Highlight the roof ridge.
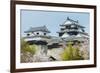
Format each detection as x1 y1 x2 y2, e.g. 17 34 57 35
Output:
24 25 50 33
67 17 78 23
30 25 46 29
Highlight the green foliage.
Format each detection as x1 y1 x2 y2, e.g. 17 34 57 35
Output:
21 39 36 55
61 42 84 61
21 39 37 62
72 48 84 60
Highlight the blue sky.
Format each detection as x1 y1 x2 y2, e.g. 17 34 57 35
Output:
21 9 90 37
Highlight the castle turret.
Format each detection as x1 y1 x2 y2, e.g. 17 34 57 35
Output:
57 17 89 42
23 26 51 62
24 25 50 44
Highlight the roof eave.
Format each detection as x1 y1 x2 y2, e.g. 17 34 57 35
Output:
24 30 50 33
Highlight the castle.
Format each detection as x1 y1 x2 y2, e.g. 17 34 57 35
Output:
22 17 89 62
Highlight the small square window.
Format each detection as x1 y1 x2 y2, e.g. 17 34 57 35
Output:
27 33 30 36
44 33 46 35
37 33 39 35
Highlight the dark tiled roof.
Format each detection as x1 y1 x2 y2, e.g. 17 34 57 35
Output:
67 17 79 23
24 25 50 33
60 17 85 28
